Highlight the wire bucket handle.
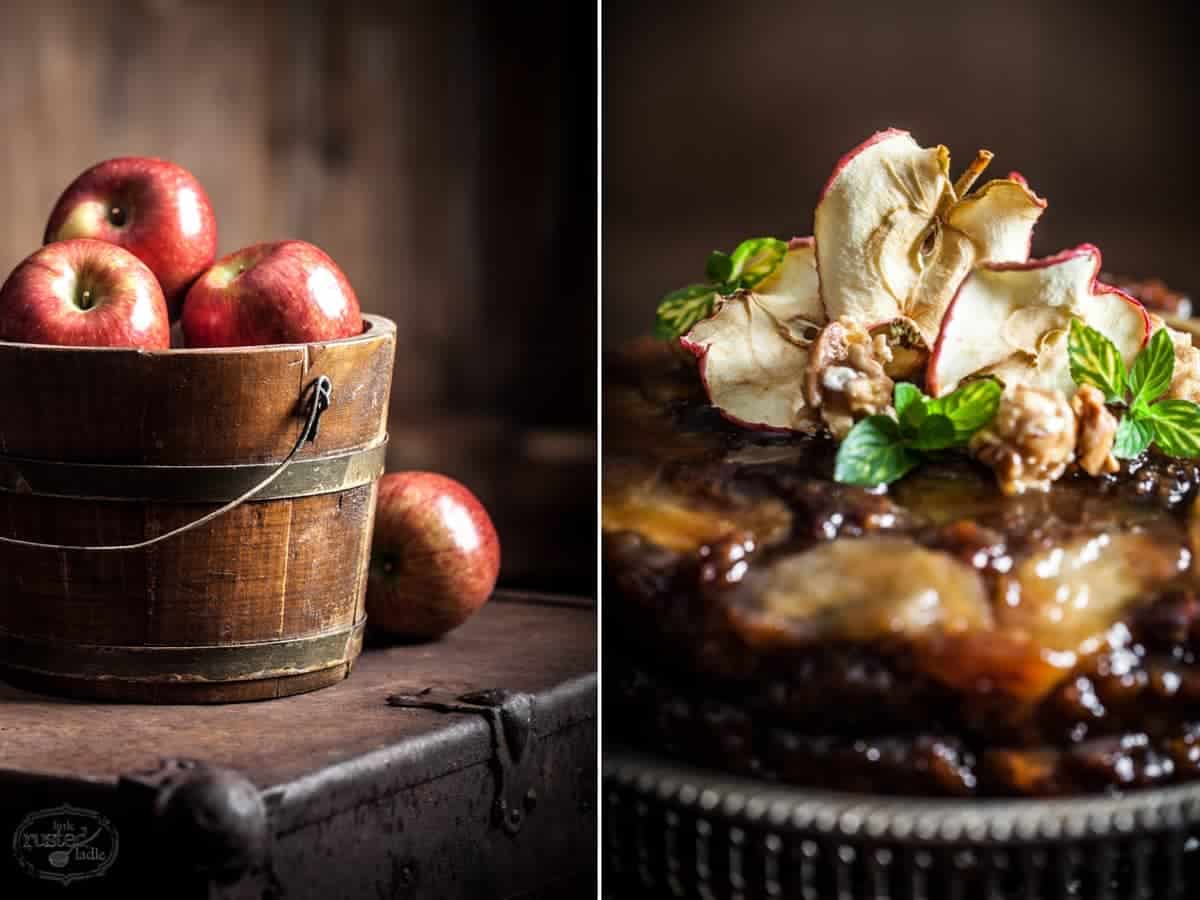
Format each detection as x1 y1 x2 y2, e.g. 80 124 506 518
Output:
0 376 333 552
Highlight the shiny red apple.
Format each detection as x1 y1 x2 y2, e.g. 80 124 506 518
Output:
181 241 363 347
44 157 217 319
366 472 502 640
0 239 169 348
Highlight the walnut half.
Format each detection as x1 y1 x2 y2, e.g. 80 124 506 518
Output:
1072 384 1120 476
804 318 894 439
969 385 1076 495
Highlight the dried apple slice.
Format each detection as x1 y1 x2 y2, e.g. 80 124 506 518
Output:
753 236 825 326
681 239 825 431
927 245 1150 396
814 130 1046 346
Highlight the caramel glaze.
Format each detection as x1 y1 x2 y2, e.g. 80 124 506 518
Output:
604 339 1200 795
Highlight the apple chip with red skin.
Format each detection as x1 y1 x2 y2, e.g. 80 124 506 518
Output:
814 129 1046 347
681 238 825 432
927 244 1150 397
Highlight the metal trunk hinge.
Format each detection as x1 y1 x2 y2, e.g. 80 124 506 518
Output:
386 687 539 835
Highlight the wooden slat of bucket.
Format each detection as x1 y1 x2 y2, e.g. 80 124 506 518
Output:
148 485 374 645
0 494 150 645
273 484 378 639
144 498 296 646
353 481 378 631
138 348 308 465
0 316 395 465
0 484 377 648
306 333 395 454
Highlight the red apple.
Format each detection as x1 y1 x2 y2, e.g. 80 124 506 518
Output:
44 157 217 319
181 241 363 347
0 239 169 348
366 472 501 640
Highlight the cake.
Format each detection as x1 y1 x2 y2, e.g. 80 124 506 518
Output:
603 130 1200 797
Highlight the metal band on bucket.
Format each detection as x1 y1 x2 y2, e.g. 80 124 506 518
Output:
0 620 366 683
0 440 386 502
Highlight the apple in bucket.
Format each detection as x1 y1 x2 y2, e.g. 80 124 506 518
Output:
0 238 170 348
181 240 363 347
366 472 502 640
44 157 217 320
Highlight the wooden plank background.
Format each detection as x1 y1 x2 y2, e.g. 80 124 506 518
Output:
0 0 596 591
604 0 1200 349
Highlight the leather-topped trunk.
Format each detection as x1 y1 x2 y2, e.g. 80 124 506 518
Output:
0 592 597 898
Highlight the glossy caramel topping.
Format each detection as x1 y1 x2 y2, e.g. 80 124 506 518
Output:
733 536 992 645
601 476 791 554
604 341 1200 701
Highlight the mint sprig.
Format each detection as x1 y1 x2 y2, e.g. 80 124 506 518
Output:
1111 415 1153 458
1067 320 1200 460
1143 400 1200 457
1128 325 1175 410
927 378 1006 440
834 416 920 486
1068 317 1127 403
655 237 788 339
834 379 1002 486
654 284 722 339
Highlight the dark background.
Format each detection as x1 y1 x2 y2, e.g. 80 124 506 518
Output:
0 1 596 593
604 0 1198 348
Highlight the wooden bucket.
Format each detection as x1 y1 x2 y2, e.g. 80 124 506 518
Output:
0 315 396 703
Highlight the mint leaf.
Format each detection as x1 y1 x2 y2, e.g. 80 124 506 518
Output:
1068 318 1127 403
834 416 919 486
1112 415 1153 459
909 414 957 451
705 251 733 284
728 238 788 289
1145 399 1200 458
894 382 924 429
901 400 928 433
657 237 787 339
926 378 1002 442
894 382 922 418
836 382 999 485
1128 327 1175 408
655 284 718 339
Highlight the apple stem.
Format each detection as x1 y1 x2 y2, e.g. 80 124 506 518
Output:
953 149 994 199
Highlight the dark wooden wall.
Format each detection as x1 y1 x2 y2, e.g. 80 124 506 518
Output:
0 0 596 591
604 0 1200 347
